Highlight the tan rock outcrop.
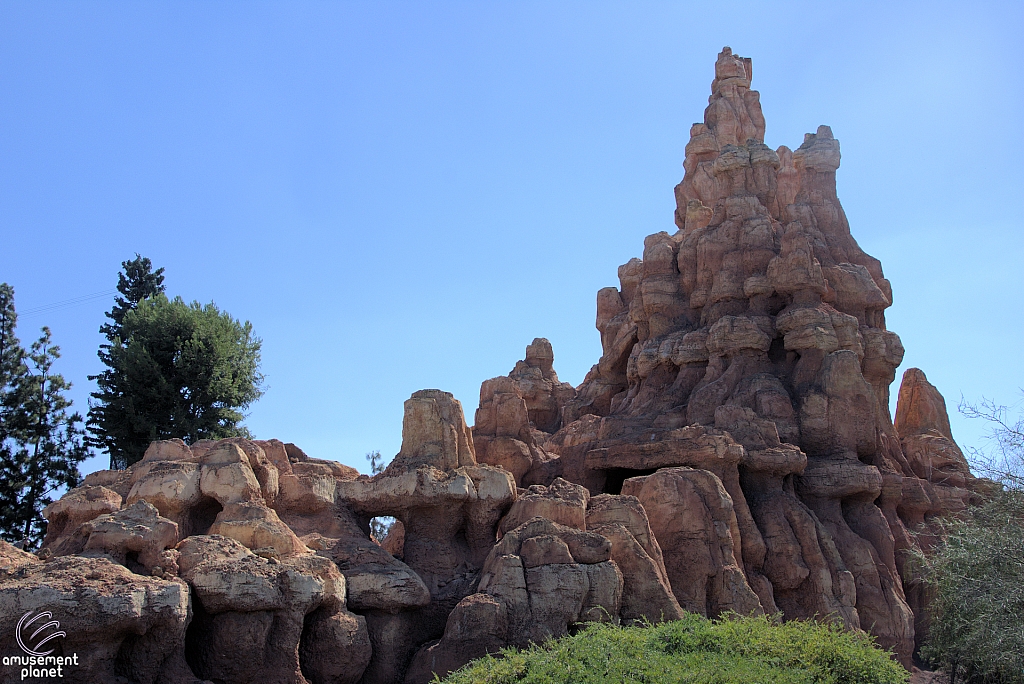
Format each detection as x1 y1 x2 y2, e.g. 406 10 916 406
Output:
0 551 196 684
40 484 122 549
30 435 381 683
178 535 370 684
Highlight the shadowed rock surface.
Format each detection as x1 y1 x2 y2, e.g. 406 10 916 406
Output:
0 49 986 683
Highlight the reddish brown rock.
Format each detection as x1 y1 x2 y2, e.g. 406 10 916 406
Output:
530 47 964 665
585 494 683 623
622 467 762 617
332 390 518 684
891 368 988 653
498 477 589 535
474 339 571 486
410 515 622 682
11 49 985 682
510 338 577 434
404 593 508 684
895 368 974 489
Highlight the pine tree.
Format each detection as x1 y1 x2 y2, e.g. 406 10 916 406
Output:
0 285 88 549
98 254 166 341
88 258 264 469
0 284 23 486
88 255 165 469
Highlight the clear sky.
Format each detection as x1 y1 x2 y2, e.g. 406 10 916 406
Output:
2 1 1021 477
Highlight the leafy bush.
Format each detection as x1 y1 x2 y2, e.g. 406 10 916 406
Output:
913 397 1024 683
439 613 908 684
917 489 1024 683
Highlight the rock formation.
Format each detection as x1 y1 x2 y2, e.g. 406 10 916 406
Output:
471 47 985 667
0 49 985 683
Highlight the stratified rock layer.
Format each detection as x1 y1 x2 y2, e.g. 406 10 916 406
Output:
0 49 985 684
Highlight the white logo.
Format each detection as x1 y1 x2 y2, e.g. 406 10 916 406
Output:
3 609 78 680
16 611 66 657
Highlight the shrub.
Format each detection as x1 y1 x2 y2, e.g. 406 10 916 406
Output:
439 613 908 684
917 489 1024 683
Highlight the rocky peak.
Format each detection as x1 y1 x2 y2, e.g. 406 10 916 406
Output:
895 368 954 441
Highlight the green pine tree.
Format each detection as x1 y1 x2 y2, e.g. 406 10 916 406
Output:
88 262 265 470
0 285 88 549
98 254 166 342
88 255 166 468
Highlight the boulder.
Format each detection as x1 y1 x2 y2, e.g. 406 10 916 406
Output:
0 554 196 684
178 535 370 684
622 467 763 617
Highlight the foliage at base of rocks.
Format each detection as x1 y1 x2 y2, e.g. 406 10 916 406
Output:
917 489 1024 684
439 613 909 684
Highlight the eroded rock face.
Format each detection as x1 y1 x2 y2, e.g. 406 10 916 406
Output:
332 390 519 684
5 49 984 683
474 339 571 486
0 542 196 684
891 368 986 652
179 535 370 684
408 515 622 683
484 47 984 667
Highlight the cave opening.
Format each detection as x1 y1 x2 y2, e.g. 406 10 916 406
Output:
123 550 146 575
183 591 213 679
601 467 659 495
185 496 223 537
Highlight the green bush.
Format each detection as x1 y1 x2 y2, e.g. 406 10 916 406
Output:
439 613 908 684
918 489 1024 684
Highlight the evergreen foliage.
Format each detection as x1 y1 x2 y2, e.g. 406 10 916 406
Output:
97 254 166 343
440 613 908 684
0 284 88 549
89 290 264 469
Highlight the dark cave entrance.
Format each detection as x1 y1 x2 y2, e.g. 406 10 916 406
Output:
184 496 223 537
123 550 146 575
601 467 659 495
183 591 212 679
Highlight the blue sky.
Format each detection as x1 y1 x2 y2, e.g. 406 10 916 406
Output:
2 1 1021 477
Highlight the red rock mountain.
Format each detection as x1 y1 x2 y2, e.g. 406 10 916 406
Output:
0 49 983 684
